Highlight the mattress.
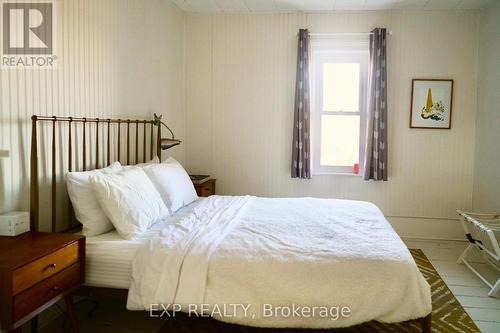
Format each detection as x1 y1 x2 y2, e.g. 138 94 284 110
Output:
85 199 204 289
127 196 431 328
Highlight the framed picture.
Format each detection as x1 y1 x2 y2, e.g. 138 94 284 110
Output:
410 79 453 129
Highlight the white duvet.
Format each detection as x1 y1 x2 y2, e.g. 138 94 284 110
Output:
127 196 431 328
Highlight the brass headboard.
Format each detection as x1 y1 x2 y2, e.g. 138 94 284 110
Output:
30 115 162 233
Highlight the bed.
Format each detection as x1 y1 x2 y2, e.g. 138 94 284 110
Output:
30 115 432 331
84 202 201 289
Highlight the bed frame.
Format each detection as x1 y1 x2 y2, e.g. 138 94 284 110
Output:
30 115 162 233
29 115 431 332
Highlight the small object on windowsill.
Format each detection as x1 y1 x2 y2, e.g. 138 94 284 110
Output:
353 163 360 175
189 174 211 185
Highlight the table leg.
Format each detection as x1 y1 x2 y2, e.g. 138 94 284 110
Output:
31 315 38 332
422 313 432 333
64 295 80 333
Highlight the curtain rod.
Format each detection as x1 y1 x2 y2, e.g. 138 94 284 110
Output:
308 31 393 37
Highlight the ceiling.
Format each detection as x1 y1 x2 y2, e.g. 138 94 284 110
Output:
169 0 495 12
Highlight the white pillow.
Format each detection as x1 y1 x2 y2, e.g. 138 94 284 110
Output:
66 161 122 236
123 156 159 169
143 158 198 213
90 167 170 239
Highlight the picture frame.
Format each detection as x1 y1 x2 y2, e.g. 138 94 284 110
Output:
409 79 454 129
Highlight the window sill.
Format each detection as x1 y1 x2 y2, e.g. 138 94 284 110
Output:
312 172 362 177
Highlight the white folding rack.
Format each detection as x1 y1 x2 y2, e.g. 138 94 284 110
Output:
457 210 500 297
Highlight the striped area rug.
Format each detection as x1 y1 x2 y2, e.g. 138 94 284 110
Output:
159 249 479 333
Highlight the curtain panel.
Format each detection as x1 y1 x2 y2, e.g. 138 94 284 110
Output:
291 29 311 179
363 28 388 181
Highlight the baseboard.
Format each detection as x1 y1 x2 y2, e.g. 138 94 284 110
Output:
386 216 465 241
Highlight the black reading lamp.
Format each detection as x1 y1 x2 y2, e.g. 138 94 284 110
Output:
153 113 181 150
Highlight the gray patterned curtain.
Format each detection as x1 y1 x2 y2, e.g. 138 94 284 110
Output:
363 28 388 181
291 29 311 179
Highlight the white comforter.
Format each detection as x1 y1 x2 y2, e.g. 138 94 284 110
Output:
127 196 431 328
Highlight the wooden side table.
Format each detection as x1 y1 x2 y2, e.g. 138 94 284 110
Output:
0 232 85 332
192 178 216 197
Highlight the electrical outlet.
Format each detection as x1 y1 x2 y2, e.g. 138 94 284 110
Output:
0 150 9 158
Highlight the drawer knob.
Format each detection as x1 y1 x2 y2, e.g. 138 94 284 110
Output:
51 286 59 291
48 263 57 269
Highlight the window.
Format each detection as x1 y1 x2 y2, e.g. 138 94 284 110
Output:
311 38 369 174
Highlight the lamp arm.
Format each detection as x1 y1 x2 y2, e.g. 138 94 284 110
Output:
160 121 176 139
153 113 176 139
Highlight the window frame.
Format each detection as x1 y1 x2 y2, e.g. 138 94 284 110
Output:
311 42 369 175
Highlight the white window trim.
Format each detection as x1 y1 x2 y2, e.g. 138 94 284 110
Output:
310 44 369 176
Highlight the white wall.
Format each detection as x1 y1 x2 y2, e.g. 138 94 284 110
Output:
185 10 479 239
473 1 500 213
0 0 185 231
0 4 486 239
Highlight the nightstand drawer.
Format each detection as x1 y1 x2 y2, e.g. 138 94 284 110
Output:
197 186 214 197
194 179 216 197
12 241 79 294
13 262 82 322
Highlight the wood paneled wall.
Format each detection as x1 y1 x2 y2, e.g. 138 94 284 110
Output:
473 2 500 213
185 10 479 239
0 0 186 231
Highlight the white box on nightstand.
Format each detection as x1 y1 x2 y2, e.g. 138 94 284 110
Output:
0 211 30 236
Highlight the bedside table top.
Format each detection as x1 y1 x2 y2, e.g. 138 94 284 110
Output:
0 232 84 270
190 175 214 185
193 178 215 184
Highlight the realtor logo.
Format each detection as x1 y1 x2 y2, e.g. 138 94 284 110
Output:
1 1 56 68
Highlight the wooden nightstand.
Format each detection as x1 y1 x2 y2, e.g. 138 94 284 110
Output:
0 232 85 333
193 178 216 197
